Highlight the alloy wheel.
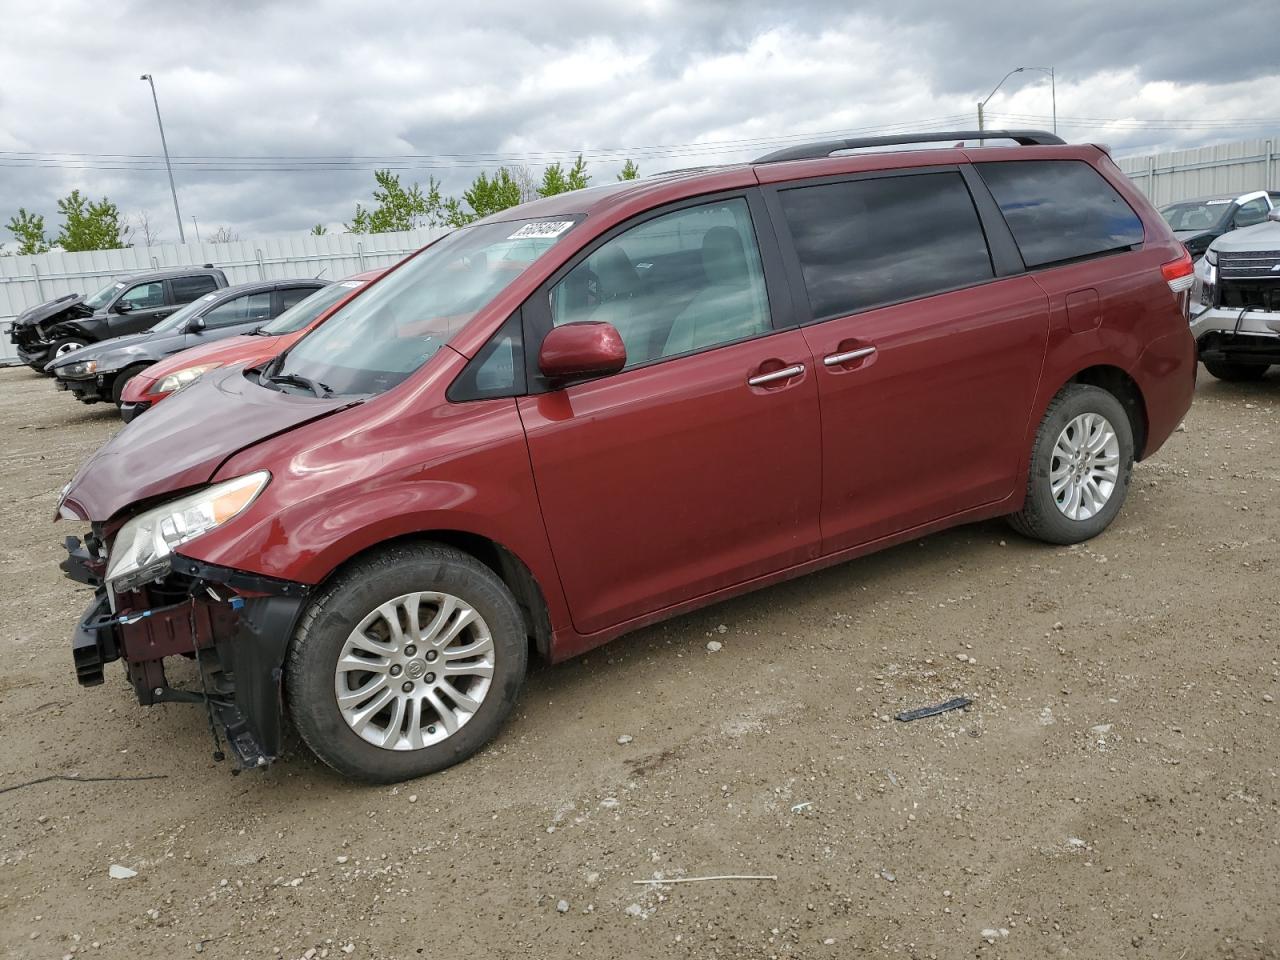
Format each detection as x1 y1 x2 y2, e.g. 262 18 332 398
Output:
334 591 495 751
1050 412 1120 521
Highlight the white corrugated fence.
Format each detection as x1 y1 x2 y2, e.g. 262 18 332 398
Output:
0 227 444 364
1116 137 1279 206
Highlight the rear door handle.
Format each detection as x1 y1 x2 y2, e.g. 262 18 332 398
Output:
823 346 876 366
747 363 805 387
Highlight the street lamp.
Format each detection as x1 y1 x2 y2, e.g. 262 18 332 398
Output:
140 73 185 243
977 66 1057 136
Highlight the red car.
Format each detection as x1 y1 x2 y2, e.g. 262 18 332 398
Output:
118 268 387 420
60 130 1195 783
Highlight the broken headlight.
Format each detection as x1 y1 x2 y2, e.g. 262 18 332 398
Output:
105 471 269 592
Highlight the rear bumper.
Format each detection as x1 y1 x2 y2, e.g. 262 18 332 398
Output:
63 538 310 772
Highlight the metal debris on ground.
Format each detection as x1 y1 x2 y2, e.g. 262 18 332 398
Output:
633 874 777 885
894 697 972 723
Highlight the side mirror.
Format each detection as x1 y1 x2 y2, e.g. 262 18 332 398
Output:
538 322 626 383
188 315 206 333
114 300 134 313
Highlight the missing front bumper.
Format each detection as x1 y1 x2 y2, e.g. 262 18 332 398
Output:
63 539 310 773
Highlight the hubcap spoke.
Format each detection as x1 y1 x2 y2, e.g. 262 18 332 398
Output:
334 590 495 752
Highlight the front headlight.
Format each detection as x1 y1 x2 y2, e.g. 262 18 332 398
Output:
1205 247 1218 267
153 362 222 396
105 471 270 592
63 359 98 378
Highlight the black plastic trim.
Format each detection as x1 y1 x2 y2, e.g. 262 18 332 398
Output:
170 555 311 598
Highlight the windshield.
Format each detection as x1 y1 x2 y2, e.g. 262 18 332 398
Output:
258 280 365 336
149 293 218 334
83 280 125 310
276 218 577 396
1161 200 1230 232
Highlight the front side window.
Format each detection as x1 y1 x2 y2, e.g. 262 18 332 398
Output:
203 291 274 329
279 285 318 310
118 281 164 310
777 171 995 320
1234 197 1269 228
278 217 577 396
150 293 218 333
978 160 1145 268
549 198 771 368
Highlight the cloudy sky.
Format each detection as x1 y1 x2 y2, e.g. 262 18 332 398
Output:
2 0 1278 245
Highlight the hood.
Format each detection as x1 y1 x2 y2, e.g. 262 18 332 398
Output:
47 330 158 373
15 294 90 328
60 366 358 522
1208 219 1280 254
142 333 286 384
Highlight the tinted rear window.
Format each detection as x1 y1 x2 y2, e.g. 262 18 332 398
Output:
170 274 219 303
777 171 995 320
976 160 1144 268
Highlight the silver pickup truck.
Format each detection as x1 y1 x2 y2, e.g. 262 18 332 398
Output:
1192 211 1280 381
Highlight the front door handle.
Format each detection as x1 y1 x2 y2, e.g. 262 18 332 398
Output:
823 346 876 366
747 363 805 387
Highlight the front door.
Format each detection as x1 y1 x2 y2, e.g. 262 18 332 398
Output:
767 168 1050 553
518 195 822 635
111 280 172 335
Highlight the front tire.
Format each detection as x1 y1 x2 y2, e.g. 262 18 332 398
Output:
286 543 528 783
1203 358 1269 382
112 363 150 407
1007 384 1134 545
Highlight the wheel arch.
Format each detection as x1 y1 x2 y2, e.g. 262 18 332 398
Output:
314 529 555 663
1066 364 1149 458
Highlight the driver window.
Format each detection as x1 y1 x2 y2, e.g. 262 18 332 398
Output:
549 198 771 369
119 281 164 309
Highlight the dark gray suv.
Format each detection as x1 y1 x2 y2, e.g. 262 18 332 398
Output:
9 265 228 371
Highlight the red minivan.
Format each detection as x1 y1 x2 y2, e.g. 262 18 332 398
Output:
60 131 1196 782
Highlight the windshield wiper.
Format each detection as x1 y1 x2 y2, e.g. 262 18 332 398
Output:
265 372 332 397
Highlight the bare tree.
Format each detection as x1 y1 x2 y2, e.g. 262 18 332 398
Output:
209 225 240 243
133 209 163 247
509 164 540 204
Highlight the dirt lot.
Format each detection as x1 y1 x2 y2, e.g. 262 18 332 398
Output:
0 362 1277 960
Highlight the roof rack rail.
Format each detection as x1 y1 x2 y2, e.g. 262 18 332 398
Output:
753 129 1064 163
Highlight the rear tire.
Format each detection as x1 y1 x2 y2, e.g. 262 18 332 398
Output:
285 543 528 783
1007 384 1134 545
1203 358 1269 382
112 363 150 408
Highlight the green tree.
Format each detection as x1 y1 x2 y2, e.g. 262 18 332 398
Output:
347 169 452 233
56 190 130 251
617 159 640 181
310 223 328 235
538 154 591 197
464 168 522 219
5 208 51 255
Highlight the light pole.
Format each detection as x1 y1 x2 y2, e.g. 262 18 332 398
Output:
978 66 1057 136
140 73 185 243
191 215 201 242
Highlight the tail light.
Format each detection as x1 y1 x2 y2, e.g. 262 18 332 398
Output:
1162 250 1195 293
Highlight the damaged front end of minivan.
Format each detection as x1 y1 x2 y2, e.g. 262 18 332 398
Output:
60 471 308 772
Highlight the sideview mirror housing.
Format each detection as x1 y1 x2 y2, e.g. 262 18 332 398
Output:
114 300 134 313
538 322 627 383
188 315 206 332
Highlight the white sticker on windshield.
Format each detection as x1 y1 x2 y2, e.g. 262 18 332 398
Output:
1206 199 1230 205
507 220 574 240
340 280 362 287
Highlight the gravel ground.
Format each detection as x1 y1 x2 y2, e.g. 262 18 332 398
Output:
0 363 1277 960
